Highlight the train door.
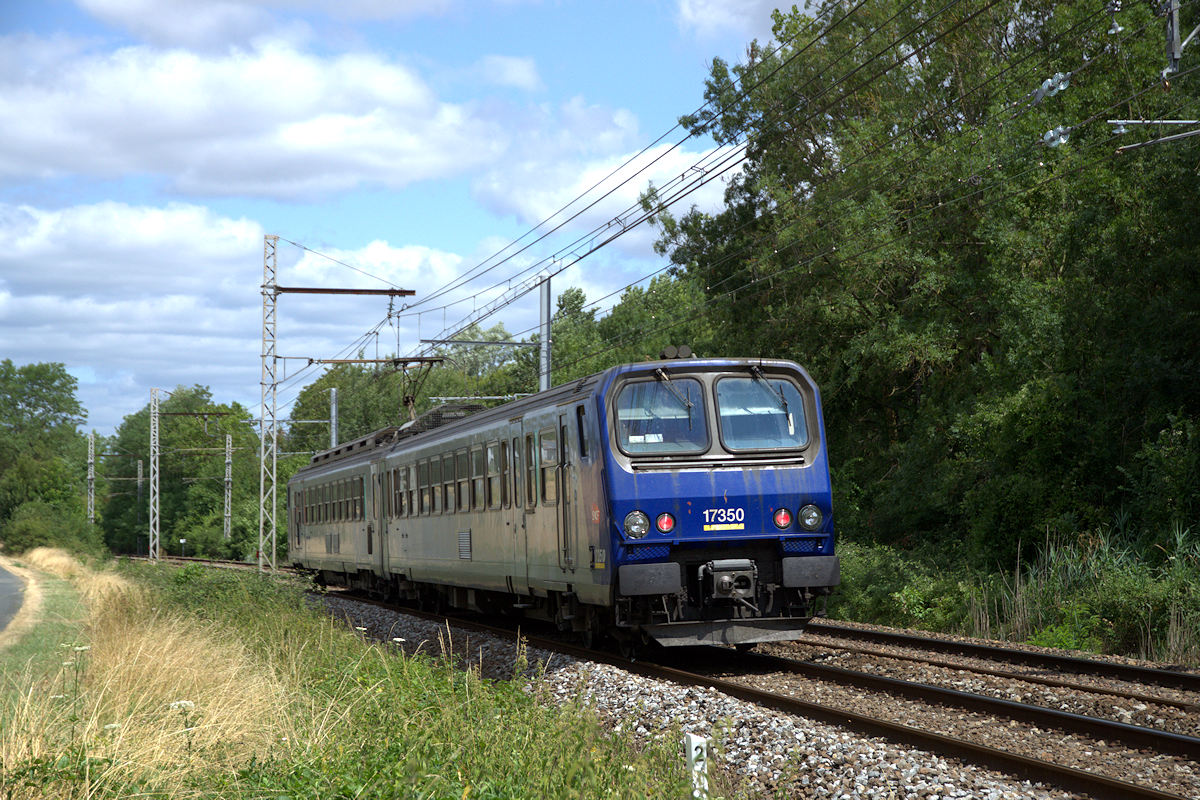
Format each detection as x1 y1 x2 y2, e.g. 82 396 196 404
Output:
507 431 529 595
556 413 577 571
370 462 386 576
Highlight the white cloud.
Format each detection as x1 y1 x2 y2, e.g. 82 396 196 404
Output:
475 55 542 91
676 0 779 42
473 131 740 258
0 200 479 431
75 0 452 47
0 36 505 198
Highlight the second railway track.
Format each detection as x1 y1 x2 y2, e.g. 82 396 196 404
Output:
319 589 1200 800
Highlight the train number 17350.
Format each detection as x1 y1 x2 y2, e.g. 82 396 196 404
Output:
703 507 745 524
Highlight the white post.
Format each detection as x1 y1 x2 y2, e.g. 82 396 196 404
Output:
329 387 338 448
685 733 709 799
86 432 95 525
223 434 232 540
539 276 551 392
149 388 160 560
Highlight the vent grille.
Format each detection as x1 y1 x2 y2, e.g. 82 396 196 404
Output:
783 537 823 554
625 544 670 561
458 529 472 560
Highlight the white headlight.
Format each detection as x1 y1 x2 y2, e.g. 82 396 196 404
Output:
798 504 822 531
624 510 650 539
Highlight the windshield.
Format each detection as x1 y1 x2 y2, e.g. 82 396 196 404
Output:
715 376 809 451
614 377 708 455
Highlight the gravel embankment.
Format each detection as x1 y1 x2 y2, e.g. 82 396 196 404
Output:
763 636 1200 737
319 595 1123 799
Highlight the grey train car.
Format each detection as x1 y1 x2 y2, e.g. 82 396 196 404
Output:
288 357 841 649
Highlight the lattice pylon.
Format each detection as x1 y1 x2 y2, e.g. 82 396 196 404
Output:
258 235 279 571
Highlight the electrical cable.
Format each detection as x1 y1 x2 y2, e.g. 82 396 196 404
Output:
414 0 997 352
551 73 1200 378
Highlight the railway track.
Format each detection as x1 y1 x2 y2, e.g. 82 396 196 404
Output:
152 563 1198 798
802 619 1200 693
323 590 1198 800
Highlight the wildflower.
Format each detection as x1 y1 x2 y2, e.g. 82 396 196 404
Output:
73 645 91 652
104 723 120 731
62 661 74 667
169 700 195 711
50 695 66 700
392 637 406 644
355 626 367 632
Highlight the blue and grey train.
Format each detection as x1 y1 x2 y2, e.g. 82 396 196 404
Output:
287 356 840 649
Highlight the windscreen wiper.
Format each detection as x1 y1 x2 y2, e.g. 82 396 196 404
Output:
751 365 794 436
655 368 694 429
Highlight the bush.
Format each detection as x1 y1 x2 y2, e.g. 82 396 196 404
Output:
832 541 974 631
0 500 104 557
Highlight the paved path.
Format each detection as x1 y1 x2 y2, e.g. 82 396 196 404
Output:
0 564 24 633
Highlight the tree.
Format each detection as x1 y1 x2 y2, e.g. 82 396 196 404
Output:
646 1 1200 566
0 360 99 555
101 386 262 560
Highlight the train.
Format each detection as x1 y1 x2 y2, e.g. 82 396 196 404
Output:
287 355 840 652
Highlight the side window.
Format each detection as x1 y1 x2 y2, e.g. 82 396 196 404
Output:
443 454 455 513
430 457 443 514
456 450 469 512
406 465 415 516
576 404 589 460
358 476 365 521
417 461 429 515
393 470 403 520
498 441 509 509
471 446 485 511
486 443 501 509
540 427 558 505
511 437 521 510
524 433 537 509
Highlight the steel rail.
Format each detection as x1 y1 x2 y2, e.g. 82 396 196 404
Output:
807 620 1200 692
733 650 1200 759
323 593 1193 800
788 637 1200 712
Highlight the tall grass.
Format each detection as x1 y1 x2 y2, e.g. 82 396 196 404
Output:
1 552 694 798
834 527 1200 664
968 526 1200 662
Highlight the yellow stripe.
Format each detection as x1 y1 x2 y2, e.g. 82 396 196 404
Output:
703 523 745 531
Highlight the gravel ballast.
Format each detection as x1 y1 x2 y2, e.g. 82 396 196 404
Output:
318 595 1134 799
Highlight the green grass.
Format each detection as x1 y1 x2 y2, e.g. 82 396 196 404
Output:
0 566 86 675
3 556 700 799
831 528 1200 665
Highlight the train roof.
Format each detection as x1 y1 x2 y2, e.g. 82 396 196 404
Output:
293 356 807 473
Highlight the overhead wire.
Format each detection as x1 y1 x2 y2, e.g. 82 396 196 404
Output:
550 65 1200 378
485 3 1143 345
414 0 997 353
391 5 859 316
275 1 1180 409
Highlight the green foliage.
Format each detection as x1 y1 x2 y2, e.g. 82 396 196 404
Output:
644 0 1200 567
2 500 103 556
0 360 94 556
105 562 693 799
831 541 974 631
833 529 1200 662
100 386 263 560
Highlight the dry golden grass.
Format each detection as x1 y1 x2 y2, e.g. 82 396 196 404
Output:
1 549 301 798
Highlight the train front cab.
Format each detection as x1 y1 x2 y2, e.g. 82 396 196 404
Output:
600 359 840 647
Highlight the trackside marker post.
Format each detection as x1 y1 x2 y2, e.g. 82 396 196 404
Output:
685 732 709 799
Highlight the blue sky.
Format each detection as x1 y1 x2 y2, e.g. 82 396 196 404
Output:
0 0 783 435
